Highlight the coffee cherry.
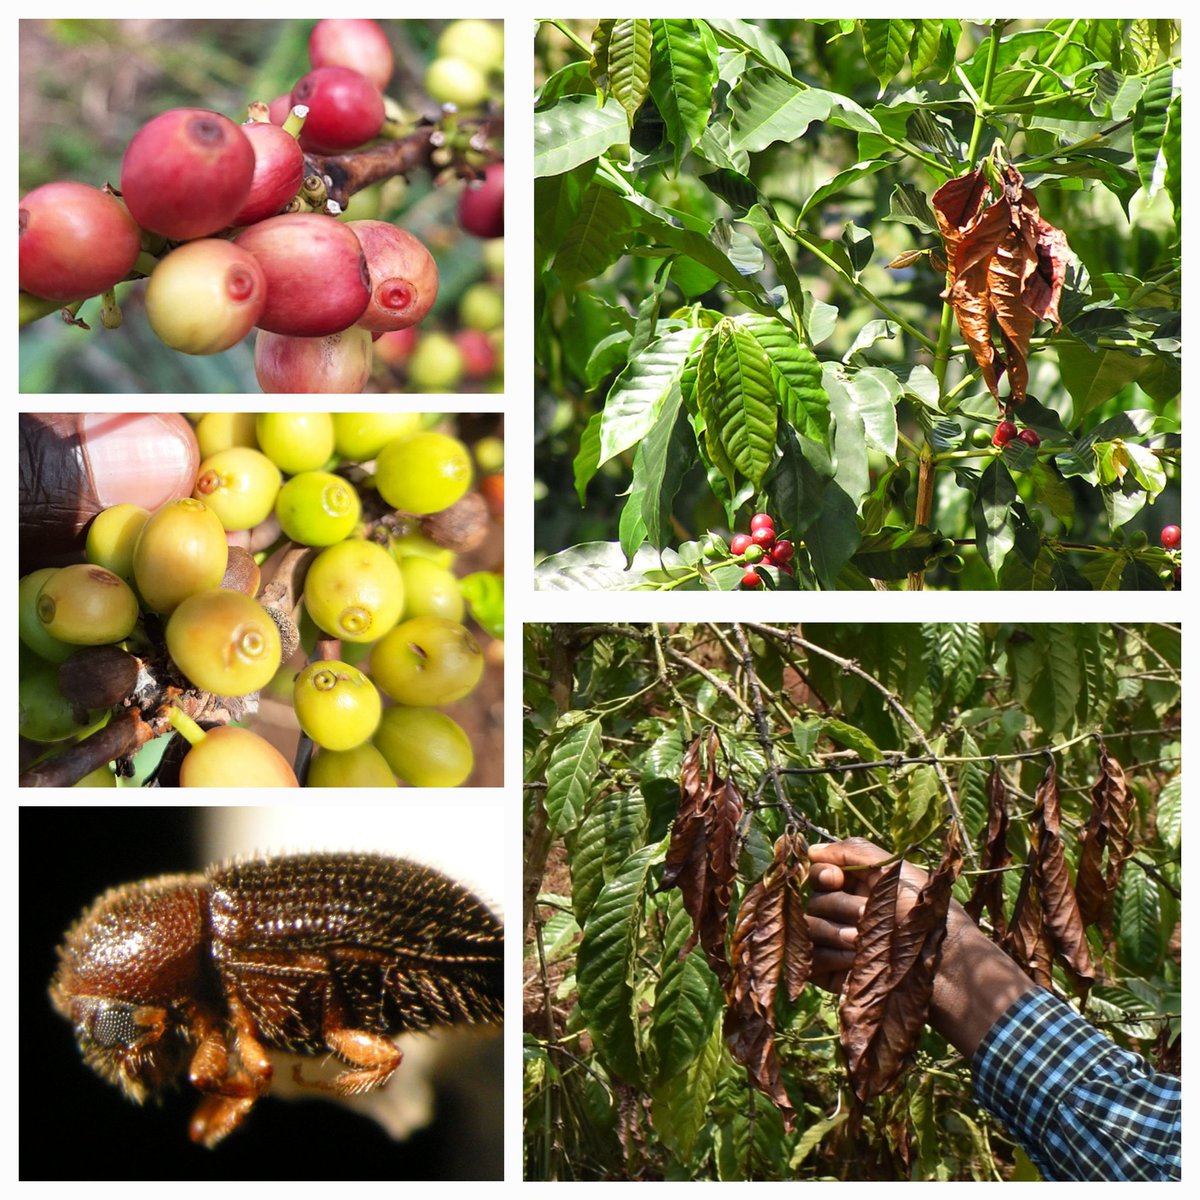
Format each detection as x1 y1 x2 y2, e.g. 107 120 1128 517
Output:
85 503 150 584
426 56 489 109
730 533 753 557
751 527 776 550
348 221 439 332
406 331 465 390
743 544 765 563
397 557 464 622
749 512 775 534
179 725 298 787
454 331 497 381
943 554 966 573
120 108 254 240
194 412 258 458
291 66 385 154
770 539 795 564
304 538 404 643
992 420 1018 446
145 240 267 354
969 426 993 448
132 497 229 614
373 326 419 367
458 163 504 238
192 447 282 531
36 564 139 645
235 214 370 336
1128 530 1149 550
1017 428 1042 448
19 569 74 663
308 742 398 787
308 19 394 91
293 660 382 750
1161 524 1181 549
20 656 107 744
274 470 362 546
375 432 473 514
19 182 141 302
459 281 504 332
741 569 763 588
370 617 484 706
333 412 424 461
254 327 373 394
233 121 306 226
373 706 473 787
166 589 282 696
437 20 504 73
255 412 335 475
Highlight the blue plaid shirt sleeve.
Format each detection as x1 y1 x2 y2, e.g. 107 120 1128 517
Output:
972 988 1181 1181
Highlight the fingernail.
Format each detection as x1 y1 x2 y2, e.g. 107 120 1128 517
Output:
84 413 200 509
840 926 857 943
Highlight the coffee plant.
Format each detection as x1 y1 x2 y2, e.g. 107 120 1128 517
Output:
19 19 503 394
533 20 1180 589
19 412 504 787
523 622 1180 1179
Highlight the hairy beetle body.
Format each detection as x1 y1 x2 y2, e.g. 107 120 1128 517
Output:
51 852 503 1146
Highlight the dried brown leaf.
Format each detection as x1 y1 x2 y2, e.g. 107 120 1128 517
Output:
839 827 962 1103
1076 745 1132 949
724 832 811 1130
964 764 1011 939
1031 759 1094 996
932 164 1070 405
661 730 742 987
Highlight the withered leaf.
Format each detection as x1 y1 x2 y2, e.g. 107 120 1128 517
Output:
661 730 743 987
839 826 962 1103
1005 759 1094 996
724 831 811 1130
1075 744 1133 949
932 164 1070 405
964 764 1011 940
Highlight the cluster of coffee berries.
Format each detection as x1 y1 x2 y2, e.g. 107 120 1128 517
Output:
991 420 1040 449
729 513 794 588
425 19 505 112
19 20 503 394
20 411 503 789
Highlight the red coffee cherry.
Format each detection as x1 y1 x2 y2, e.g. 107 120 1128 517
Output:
730 533 753 556
1161 525 1181 550
373 326 418 367
741 569 762 589
751 527 776 550
308 19 394 91
233 122 306 226
749 512 775 535
291 66 385 154
770 539 794 564
347 220 439 332
458 163 504 239
120 108 255 241
145 240 266 355
235 214 370 336
454 329 497 380
1017 428 1041 448
992 420 1018 446
254 327 373 394
19 182 141 302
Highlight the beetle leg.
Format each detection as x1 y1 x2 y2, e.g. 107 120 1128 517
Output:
322 1026 404 1094
190 1094 256 1148
186 997 274 1146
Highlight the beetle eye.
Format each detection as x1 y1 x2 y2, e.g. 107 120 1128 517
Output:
90 1001 139 1049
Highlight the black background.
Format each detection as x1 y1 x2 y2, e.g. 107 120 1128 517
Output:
20 806 503 1180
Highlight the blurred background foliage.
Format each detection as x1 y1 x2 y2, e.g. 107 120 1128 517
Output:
19 19 503 394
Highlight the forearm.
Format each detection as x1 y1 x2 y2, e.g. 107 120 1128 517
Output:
928 909 1036 1058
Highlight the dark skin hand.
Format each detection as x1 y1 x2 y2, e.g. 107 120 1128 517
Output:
805 838 1036 1059
19 413 199 573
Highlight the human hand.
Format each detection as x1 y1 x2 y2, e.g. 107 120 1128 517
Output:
19 413 199 572
805 836 1035 1057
